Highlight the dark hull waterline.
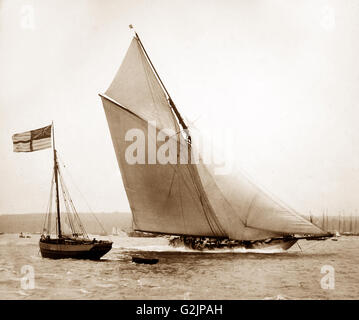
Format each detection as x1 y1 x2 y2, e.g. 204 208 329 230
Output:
169 237 298 252
39 240 112 260
132 256 159 264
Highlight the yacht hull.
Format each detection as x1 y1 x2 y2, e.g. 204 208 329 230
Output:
169 237 298 253
39 240 112 260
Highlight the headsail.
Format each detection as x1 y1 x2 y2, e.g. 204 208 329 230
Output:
196 162 325 239
100 35 327 240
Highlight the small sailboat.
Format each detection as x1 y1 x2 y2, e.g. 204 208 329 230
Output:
112 226 119 236
99 27 333 252
12 124 112 260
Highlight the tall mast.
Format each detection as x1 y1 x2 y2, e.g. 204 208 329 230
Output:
132 28 191 143
52 122 62 238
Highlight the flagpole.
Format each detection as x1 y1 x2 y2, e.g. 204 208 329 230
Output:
52 121 62 238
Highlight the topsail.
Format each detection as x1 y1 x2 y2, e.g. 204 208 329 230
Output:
100 34 327 240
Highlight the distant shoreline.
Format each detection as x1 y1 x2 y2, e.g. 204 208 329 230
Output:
0 212 132 234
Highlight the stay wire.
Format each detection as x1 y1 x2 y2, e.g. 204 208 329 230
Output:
56 154 108 236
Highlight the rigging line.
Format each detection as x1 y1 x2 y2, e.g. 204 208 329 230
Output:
99 94 147 124
102 91 184 147
134 34 171 101
167 163 214 226
167 169 176 197
160 168 186 234
159 156 222 236
43 174 50 231
245 194 258 227
168 128 191 141
134 34 190 142
59 169 88 237
43 171 55 233
237 164 321 231
136 160 203 235
185 148 226 235
162 160 204 212
50 174 55 233
58 161 80 235
198 162 247 227
60 170 87 237
48 173 55 234
164 151 222 236
178 172 187 234
138 38 182 137
58 170 76 235
301 239 327 252
296 241 302 252
138 40 164 126
57 154 107 236
170 138 245 229
158 170 177 226
186 163 224 236
167 114 203 140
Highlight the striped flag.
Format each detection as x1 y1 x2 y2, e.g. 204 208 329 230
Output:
12 125 52 152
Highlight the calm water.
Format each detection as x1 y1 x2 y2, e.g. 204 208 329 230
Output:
0 234 358 300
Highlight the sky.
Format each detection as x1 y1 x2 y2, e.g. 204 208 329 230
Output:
0 0 359 216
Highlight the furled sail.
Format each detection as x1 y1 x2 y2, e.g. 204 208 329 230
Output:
100 36 326 240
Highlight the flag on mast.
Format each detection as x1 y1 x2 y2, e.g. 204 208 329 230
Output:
12 124 52 152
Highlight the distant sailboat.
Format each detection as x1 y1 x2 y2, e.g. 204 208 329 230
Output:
354 211 358 235
309 211 313 223
338 211 342 235
13 124 112 259
99 27 332 252
112 226 119 236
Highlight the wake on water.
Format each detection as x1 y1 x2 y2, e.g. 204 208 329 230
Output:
117 243 290 254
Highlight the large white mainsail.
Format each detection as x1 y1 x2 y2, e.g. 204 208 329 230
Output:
101 97 226 237
100 35 327 240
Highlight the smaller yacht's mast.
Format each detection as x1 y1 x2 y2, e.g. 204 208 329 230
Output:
130 25 191 143
52 122 62 238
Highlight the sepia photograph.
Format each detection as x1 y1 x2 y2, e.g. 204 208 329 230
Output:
1 0 359 308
